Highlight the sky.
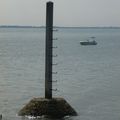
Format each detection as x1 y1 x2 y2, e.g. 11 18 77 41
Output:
0 0 120 27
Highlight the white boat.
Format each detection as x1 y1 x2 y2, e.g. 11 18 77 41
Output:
80 37 97 45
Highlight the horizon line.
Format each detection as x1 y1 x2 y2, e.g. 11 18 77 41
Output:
0 25 120 28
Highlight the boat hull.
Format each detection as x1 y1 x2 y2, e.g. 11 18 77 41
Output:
80 41 97 45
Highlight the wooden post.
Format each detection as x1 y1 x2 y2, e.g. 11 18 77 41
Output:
45 1 54 99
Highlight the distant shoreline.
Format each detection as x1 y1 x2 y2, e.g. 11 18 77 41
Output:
0 25 120 29
0 25 44 28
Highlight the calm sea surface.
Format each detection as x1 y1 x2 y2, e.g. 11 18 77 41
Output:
0 28 120 120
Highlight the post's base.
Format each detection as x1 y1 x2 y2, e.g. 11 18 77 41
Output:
18 97 77 118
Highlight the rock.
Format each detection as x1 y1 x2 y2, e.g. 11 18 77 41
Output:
18 97 77 118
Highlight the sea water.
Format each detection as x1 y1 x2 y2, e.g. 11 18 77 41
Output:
0 28 120 120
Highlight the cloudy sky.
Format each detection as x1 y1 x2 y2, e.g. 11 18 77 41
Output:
0 0 120 27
